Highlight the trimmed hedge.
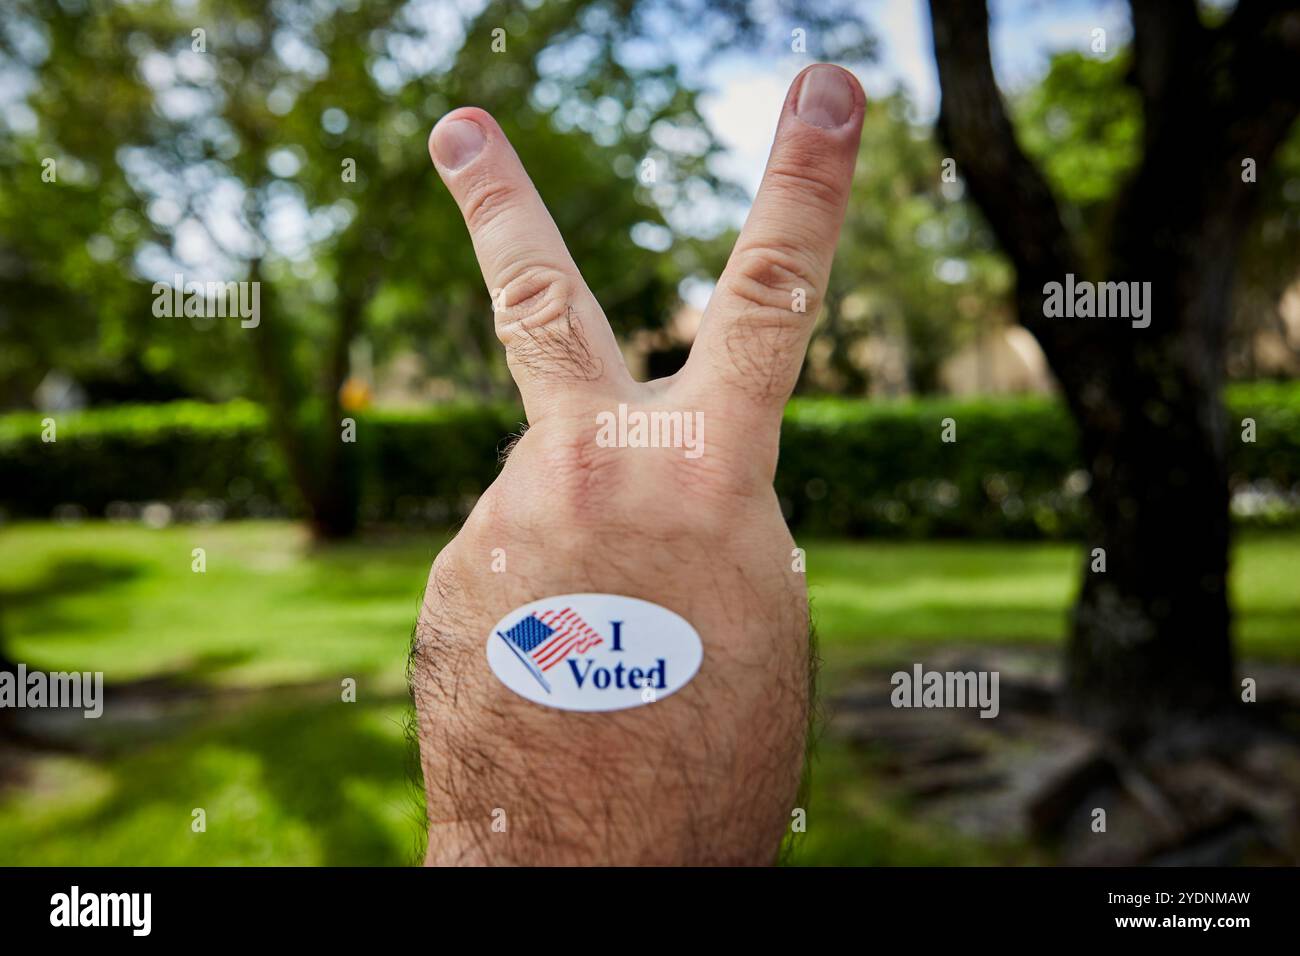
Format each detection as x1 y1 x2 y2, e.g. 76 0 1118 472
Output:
361 404 525 525
0 401 288 521
778 394 1084 538
1 383 1297 536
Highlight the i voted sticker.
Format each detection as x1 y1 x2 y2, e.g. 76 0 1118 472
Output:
486 594 703 712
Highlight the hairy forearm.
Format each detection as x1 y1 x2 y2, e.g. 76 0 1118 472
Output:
411 528 811 866
418 735 804 866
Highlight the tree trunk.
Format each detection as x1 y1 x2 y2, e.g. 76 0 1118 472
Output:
1062 66 1248 732
245 255 366 541
0 606 17 741
928 0 1300 738
245 260 326 526
310 290 365 541
1062 269 1234 735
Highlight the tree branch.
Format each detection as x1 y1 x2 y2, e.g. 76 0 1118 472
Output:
1127 0 1208 133
1212 2 1300 178
1111 1 1300 321
927 0 1081 357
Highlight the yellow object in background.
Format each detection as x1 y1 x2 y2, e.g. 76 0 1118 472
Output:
339 377 372 412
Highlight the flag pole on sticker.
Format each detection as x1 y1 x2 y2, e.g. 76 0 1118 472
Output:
496 607 605 694
496 629 552 693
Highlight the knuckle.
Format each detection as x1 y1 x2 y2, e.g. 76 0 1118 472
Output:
462 175 518 233
712 245 820 402
723 244 821 315
764 156 846 212
489 427 632 546
493 264 574 334
493 266 603 382
674 461 763 530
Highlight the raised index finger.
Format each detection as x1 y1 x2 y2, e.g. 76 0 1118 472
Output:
429 108 629 420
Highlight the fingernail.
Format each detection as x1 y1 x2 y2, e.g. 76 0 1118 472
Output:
431 118 485 170
795 65 855 129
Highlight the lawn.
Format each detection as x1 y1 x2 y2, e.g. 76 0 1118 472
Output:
1 521 1296 865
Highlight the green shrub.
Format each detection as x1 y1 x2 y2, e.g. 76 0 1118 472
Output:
360 404 524 524
0 400 288 520
777 394 1085 538
1 384 1297 537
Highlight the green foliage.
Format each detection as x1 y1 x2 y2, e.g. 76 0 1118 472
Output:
779 394 1083 537
1234 380 1300 491
0 0 880 533
0 0 876 406
1015 52 1142 213
362 404 524 523
1013 47 1300 370
784 382 1300 537
1013 50 1142 276
5 385 1299 536
815 91 1012 395
0 2 179 404
0 400 289 518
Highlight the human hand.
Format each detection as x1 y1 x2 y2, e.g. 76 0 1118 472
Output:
414 63 865 865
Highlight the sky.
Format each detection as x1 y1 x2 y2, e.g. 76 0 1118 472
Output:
700 0 1132 199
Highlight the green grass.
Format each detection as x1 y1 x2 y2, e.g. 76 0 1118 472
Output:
0 521 1297 865
0 522 448 690
0 697 421 865
787 741 1044 866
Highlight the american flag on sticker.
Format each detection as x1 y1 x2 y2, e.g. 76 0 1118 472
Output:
496 607 604 693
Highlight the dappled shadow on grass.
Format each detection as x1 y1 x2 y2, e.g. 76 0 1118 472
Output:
0 530 429 864
1 688 423 866
188 693 421 866
0 650 263 765
0 556 146 751
0 555 150 694
0 556 145 609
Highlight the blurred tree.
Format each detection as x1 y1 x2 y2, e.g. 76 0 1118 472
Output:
807 90 1010 396
1230 113 1300 378
928 0 1300 736
1015 49 1300 380
0 602 13 743
1 0 873 538
0 2 175 408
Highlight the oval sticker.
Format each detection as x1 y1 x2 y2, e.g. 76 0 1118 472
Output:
486 593 703 712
